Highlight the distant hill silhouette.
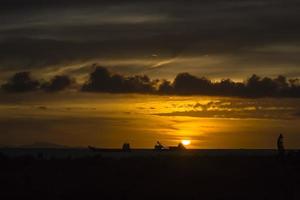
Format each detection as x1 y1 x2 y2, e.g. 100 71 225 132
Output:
17 142 69 149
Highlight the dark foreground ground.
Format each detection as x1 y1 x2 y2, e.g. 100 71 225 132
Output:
1 150 300 200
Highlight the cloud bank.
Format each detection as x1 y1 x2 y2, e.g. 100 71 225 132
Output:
2 66 300 98
1 72 74 92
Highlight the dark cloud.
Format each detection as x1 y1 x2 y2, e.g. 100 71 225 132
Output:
155 99 300 120
37 106 47 110
1 72 75 92
0 0 300 79
41 75 74 92
157 80 173 94
1 72 39 92
171 73 213 95
163 73 300 97
2 66 300 97
83 66 300 97
82 65 157 93
0 38 101 70
156 110 294 120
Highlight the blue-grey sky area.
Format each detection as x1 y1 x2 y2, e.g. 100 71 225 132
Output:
1 0 300 81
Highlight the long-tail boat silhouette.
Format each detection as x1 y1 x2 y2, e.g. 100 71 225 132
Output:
88 143 131 152
88 141 186 152
168 142 186 151
154 141 186 151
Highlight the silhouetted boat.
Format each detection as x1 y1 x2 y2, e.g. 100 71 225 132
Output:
168 143 186 151
154 142 186 151
88 142 187 153
88 143 131 152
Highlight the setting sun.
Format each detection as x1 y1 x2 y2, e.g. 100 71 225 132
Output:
181 140 191 146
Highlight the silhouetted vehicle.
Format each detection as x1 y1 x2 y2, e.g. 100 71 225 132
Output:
169 143 186 151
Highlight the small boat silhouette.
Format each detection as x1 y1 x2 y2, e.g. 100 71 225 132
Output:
88 143 131 152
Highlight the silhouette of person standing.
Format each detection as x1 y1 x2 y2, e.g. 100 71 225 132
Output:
277 134 285 161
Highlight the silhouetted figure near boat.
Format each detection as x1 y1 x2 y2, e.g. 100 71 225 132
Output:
154 141 165 151
122 143 131 152
277 134 285 162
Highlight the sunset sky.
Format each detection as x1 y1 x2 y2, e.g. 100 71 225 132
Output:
1 0 300 148
1 0 300 80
